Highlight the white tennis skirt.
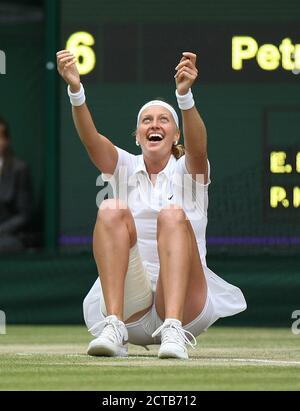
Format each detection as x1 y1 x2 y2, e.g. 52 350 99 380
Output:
83 243 247 345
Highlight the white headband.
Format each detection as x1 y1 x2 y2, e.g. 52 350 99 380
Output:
136 100 179 128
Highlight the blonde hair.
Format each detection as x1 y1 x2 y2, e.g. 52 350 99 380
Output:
171 143 185 159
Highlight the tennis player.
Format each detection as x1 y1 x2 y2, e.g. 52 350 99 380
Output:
57 50 246 359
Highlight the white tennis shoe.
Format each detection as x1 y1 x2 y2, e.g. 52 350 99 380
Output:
87 315 128 357
152 318 197 359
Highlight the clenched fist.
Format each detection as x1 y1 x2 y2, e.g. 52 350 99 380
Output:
174 52 198 95
56 50 80 92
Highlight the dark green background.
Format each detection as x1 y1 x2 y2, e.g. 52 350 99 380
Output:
1 2 299 253
1 252 299 326
0 15 44 232
59 0 300 254
1 0 300 325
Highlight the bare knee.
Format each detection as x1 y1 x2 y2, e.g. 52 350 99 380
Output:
157 205 187 233
96 199 137 246
97 199 130 226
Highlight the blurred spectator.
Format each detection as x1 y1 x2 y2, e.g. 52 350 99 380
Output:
0 117 33 253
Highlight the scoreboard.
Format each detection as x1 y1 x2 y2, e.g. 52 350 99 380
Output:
59 0 300 254
264 107 300 218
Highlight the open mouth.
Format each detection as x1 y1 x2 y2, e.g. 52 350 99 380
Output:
147 133 164 142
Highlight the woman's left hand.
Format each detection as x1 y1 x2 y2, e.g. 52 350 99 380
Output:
174 52 198 95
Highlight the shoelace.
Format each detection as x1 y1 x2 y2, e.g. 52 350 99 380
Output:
152 322 197 349
88 316 124 344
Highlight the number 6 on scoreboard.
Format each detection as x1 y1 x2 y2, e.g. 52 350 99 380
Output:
66 31 96 75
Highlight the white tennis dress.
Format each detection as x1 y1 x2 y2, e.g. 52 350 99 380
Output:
84 147 246 332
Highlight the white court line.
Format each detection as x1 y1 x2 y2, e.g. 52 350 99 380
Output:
231 358 300 365
125 357 300 365
14 353 300 365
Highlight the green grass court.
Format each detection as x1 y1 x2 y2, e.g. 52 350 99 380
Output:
0 326 299 390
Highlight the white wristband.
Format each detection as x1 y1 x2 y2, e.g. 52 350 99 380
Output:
175 88 195 110
67 83 86 106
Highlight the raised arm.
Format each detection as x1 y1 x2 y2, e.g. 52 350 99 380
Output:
56 50 117 174
174 52 208 184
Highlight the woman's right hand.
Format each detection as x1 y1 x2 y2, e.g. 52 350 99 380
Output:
56 50 80 92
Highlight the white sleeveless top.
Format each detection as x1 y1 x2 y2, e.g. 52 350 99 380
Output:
99 147 247 320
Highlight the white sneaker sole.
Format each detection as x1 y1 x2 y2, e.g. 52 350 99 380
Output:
87 340 128 357
158 346 188 360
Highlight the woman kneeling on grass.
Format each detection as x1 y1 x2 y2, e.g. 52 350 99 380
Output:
57 50 246 360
